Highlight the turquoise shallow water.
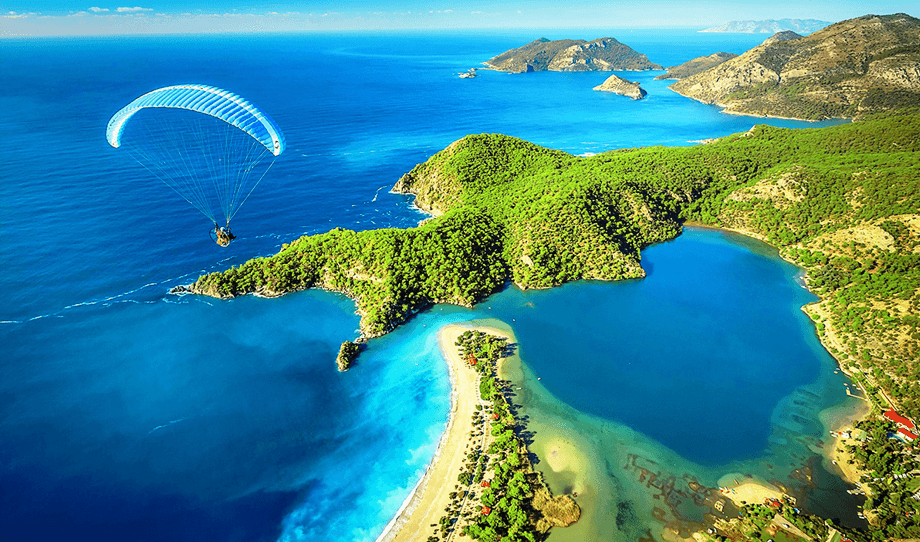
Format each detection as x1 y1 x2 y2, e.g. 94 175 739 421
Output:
473 228 866 538
0 32 858 541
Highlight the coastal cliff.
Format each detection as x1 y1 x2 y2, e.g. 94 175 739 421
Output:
592 74 646 99
671 13 920 120
485 37 662 72
653 52 738 81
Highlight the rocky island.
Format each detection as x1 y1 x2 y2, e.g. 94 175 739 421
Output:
670 13 920 120
592 74 646 99
485 37 662 72
335 340 360 371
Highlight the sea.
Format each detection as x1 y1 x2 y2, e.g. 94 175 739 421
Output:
0 30 859 541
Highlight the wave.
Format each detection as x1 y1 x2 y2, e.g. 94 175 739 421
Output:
1 266 222 326
147 418 186 435
371 185 388 203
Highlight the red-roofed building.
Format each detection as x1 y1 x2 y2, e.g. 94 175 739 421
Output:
897 428 918 442
481 506 492 516
884 410 916 431
481 481 490 488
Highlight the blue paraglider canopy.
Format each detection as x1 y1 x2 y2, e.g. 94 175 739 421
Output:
107 84 285 156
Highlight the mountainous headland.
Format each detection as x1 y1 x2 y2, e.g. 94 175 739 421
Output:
760 30 803 45
654 52 739 81
592 74 646 99
484 37 662 72
700 18 831 34
671 13 920 120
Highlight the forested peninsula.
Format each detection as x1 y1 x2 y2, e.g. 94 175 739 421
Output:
187 110 920 422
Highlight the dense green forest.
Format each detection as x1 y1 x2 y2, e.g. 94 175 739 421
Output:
190 109 920 447
846 419 920 539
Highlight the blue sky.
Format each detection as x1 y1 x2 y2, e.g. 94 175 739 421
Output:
2 1 916 36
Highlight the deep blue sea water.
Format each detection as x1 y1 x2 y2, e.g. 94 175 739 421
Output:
1 31 852 541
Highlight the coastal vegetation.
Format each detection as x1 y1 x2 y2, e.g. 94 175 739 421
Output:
183 105 920 540
336 340 360 371
707 414 920 541
844 418 920 539
431 330 578 542
189 110 920 434
699 496 872 542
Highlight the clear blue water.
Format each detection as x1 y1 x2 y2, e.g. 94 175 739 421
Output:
1 31 852 541
485 228 827 466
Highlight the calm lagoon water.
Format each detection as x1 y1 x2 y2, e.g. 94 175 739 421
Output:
480 228 867 539
1 32 856 541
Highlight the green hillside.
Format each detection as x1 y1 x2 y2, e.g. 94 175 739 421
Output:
190 110 920 424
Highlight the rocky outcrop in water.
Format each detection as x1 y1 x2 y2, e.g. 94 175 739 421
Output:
593 74 647 99
486 37 662 73
670 13 920 120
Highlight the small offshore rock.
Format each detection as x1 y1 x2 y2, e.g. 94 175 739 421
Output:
593 74 647 99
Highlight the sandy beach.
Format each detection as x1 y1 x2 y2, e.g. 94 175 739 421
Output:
717 473 785 507
819 399 871 485
377 323 512 542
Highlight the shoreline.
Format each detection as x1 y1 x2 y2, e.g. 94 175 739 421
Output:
665 87 844 122
371 224 874 542
683 221 876 488
376 323 513 542
819 399 871 485
717 473 786 508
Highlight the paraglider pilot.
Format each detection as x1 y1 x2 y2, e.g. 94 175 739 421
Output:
214 222 236 247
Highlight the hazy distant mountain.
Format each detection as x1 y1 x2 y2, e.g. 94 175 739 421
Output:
701 18 831 34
